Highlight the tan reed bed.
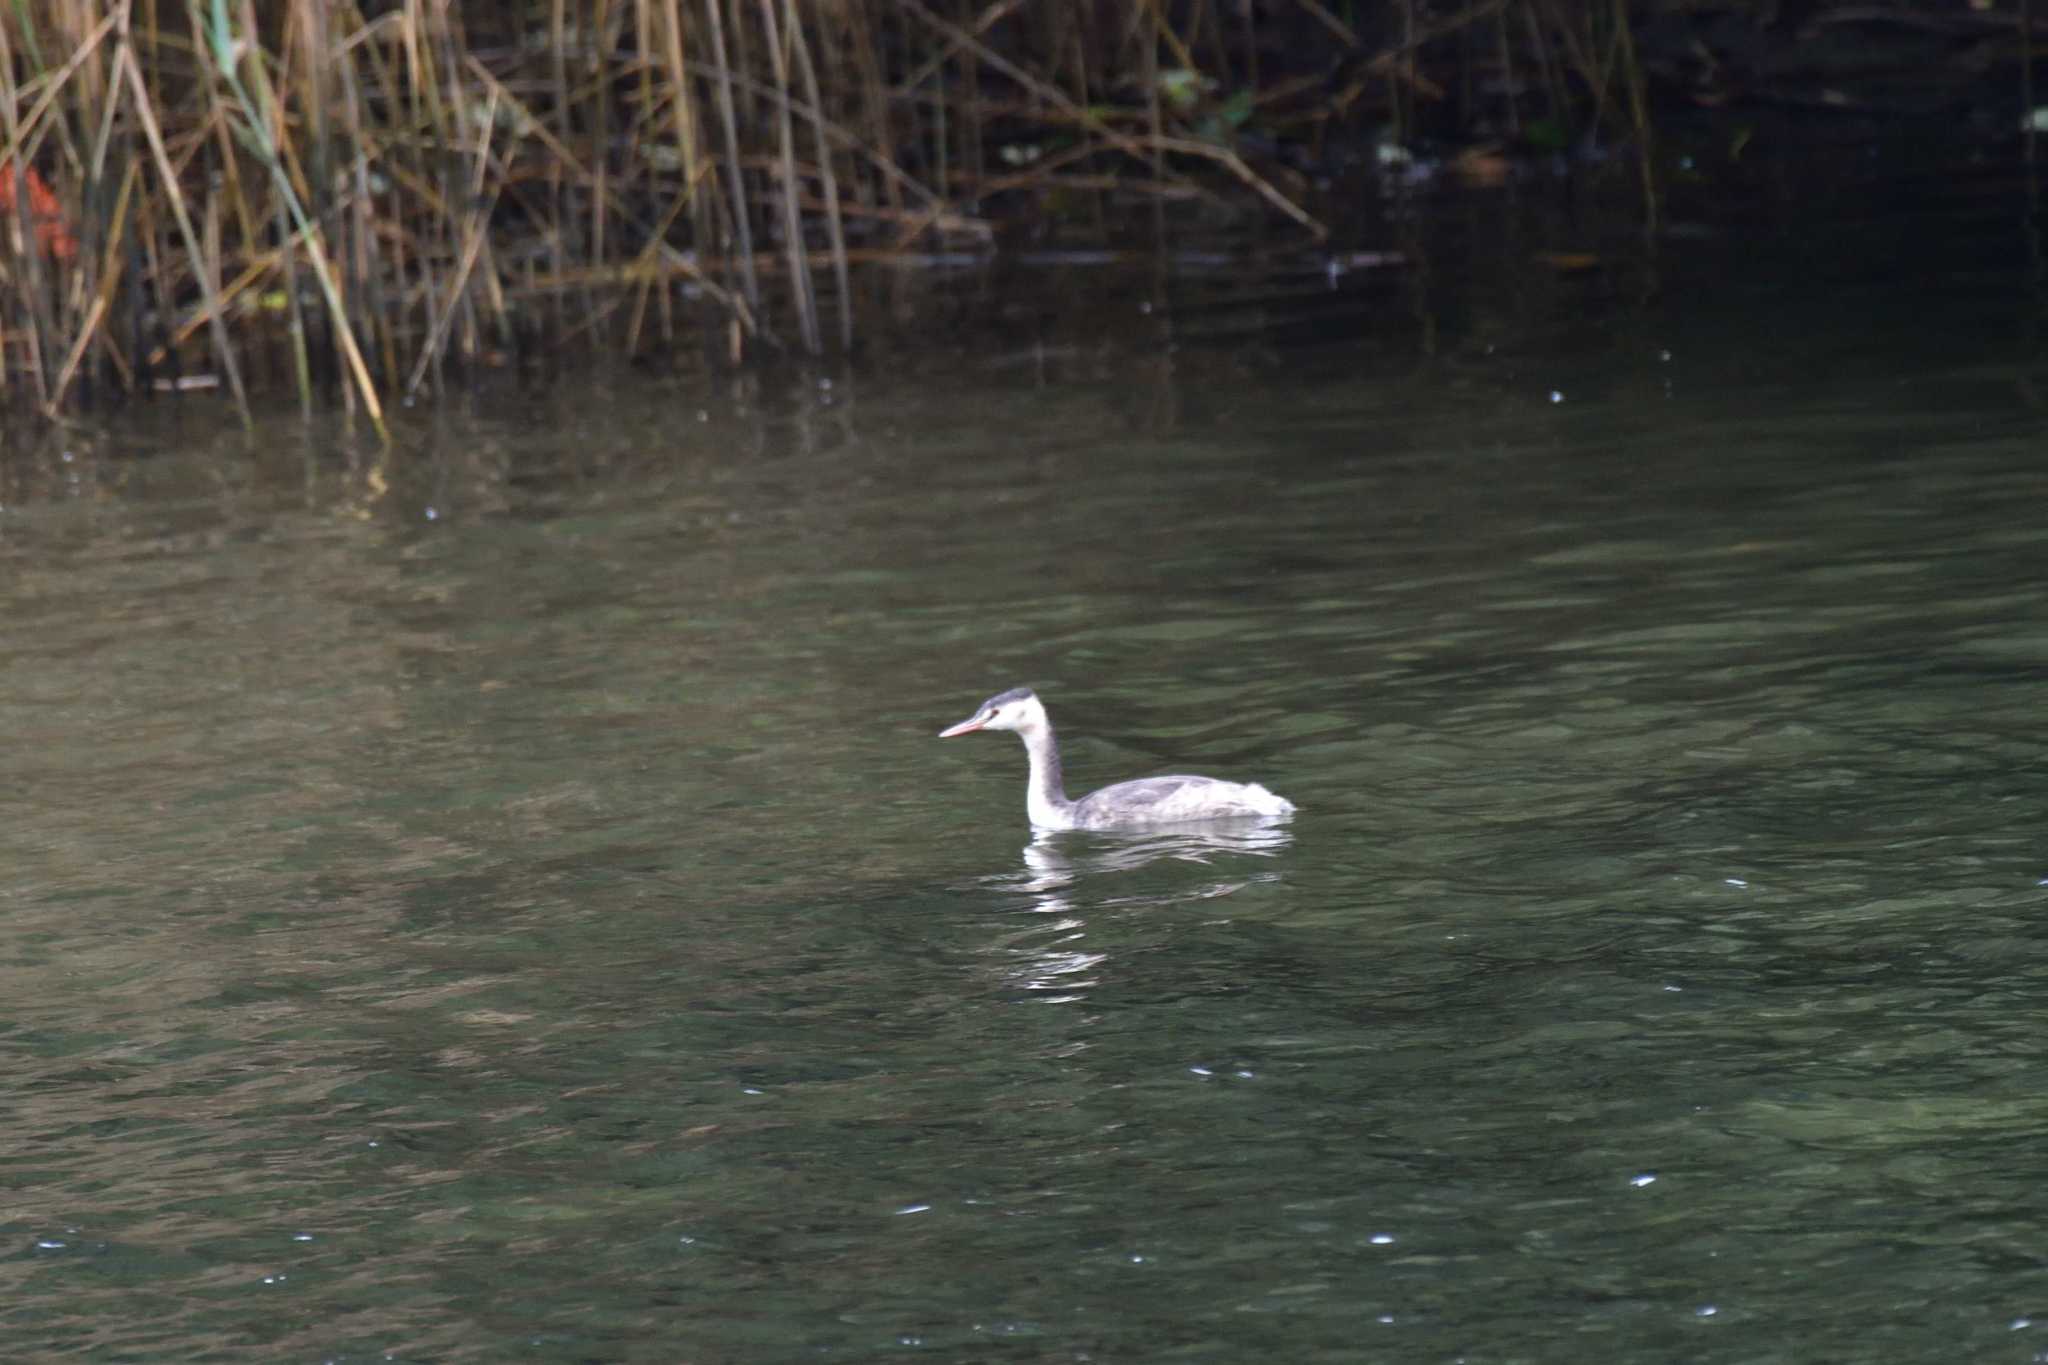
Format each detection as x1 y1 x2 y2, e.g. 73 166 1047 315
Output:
0 1 1655 432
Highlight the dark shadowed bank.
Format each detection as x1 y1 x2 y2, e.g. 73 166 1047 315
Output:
0 0 2038 429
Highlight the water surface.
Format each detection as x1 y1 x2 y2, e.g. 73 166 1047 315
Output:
5 175 2048 1362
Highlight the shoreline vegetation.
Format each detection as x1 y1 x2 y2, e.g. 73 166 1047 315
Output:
0 2 2030 431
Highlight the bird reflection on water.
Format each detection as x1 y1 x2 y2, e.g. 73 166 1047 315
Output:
972 819 1296 1003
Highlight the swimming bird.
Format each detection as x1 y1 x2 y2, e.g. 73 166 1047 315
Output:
938 687 1296 830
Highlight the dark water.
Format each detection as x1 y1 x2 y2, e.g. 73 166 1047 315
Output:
6 168 2048 1363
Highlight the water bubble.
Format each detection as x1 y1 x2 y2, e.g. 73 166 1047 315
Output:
291 1233 315 1243
1188 1066 1213 1077
742 1087 764 1095
1378 1314 1395 1324
1663 984 1682 992
35 1240 65 1251
2012 1317 2033 1330
894 1204 931 1216
1725 878 1748 888
1369 1233 1396 1245
1695 1305 1718 1318
1631 1173 1657 1187
1235 1070 1254 1079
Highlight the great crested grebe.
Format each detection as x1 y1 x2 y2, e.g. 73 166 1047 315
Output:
938 687 1295 831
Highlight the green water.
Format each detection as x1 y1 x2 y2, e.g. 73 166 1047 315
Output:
6 191 2048 1362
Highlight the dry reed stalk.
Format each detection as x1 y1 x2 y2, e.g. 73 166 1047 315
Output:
196 12 260 267
0 27 53 407
1521 0 1571 134
1552 0 1616 134
899 0 1325 238
757 0 820 352
704 0 761 317
693 60 955 224
783 0 850 349
1142 0 1164 183
650 0 714 269
45 288 107 414
1495 5 1521 136
894 0 1028 95
1294 0 1361 48
546 0 568 293
81 105 124 406
958 0 984 201
405 78 501 399
55 156 139 402
439 13 511 373
590 6 614 287
459 52 756 332
132 173 176 389
258 0 313 413
8 11 116 170
203 0 386 438
115 31 253 423
330 8 394 393
201 172 220 377
843 0 900 220
622 188 695 354
274 164 312 414
633 2 659 220
4 0 1672 420
1237 0 1258 92
928 15 949 222
1139 0 1200 75
1610 0 1658 233
2027 0 2038 165
1395 0 1416 143
1063 15 1108 239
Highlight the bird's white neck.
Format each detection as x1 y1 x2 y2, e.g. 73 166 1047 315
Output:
1016 719 1075 829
